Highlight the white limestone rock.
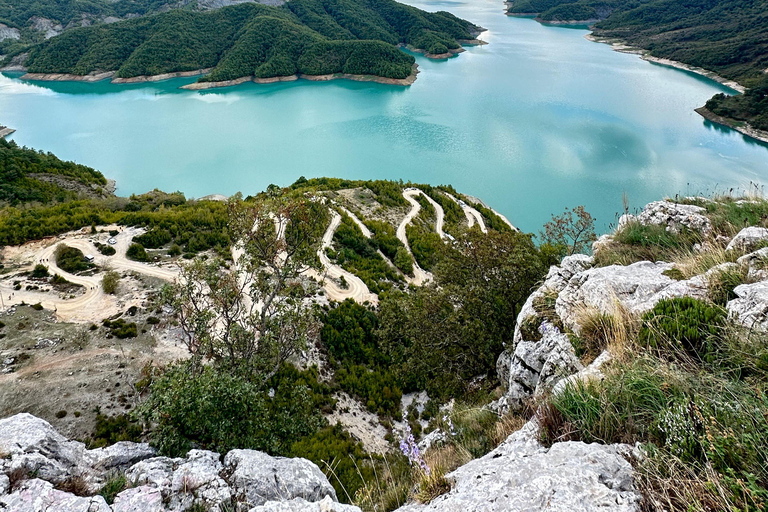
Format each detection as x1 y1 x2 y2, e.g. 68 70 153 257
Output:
224 449 337 507
0 413 88 469
632 200 711 234
86 442 157 471
0 23 20 42
111 485 166 512
727 226 768 252
168 450 231 512
728 281 768 330
393 425 639 512
125 456 181 490
0 478 111 512
0 473 9 495
249 496 362 512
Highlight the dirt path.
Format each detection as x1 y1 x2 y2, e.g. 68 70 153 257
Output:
0 226 179 322
306 212 378 305
396 188 449 286
445 192 488 233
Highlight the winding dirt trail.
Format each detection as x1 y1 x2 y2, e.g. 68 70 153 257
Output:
305 212 378 305
0 227 179 322
444 192 488 233
395 188 449 286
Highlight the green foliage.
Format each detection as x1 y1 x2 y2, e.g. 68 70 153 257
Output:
706 78 768 132
365 219 413 276
332 214 403 293
134 228 172 249
595 221 699 266
96 243 116 256
290 424 375 503
102 318 138 338
0 138 107 206
405 224 442 272
99 474 127 505
697 197 768 236
55 244 94 273
540 205 596 257
23 0 477 83
89 413 143 448
102 270 120 294
638 298 726 360
336 364 401 417
138 362 331 457
31 264 49 278
126 243 149 262
379 230 547 398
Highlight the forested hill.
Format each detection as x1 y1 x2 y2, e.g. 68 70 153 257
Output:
0 138 111 206
506 0 768 134
16 0 480 83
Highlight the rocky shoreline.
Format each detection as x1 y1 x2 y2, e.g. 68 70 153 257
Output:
0 125 14 138
695 107 768 145
181 64 420 90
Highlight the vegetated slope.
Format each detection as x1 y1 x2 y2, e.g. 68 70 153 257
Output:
506 0 768 135
21 0 480 82
0 138 109 206
0 0 171 29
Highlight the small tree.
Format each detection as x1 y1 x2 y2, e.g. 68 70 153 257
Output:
102 271 120 294
165 195 329 384
540 205 597 256
32 264 49 278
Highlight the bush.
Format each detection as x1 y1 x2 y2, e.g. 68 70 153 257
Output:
55 244 94 273
89 413 143 448
102 318 138 339
126 243 149 262
99 474 127 505
638 298 726 360
97 244 116 256
102 271 120 295
31 264 49 278
138 363 331 457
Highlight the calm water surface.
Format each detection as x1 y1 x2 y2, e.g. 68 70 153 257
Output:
1 0 767 232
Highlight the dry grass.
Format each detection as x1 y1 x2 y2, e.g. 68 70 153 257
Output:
492 413 527 446
573 301 638 362
670 244 741 280
56 475 91 496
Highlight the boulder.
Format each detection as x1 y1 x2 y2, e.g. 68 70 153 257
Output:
125 456 181 490
0 473 9 495
0 413 87 468
7 452 69 484
393 424 640 512
224 449 337 507
112 485 166 512
626 200 711 234
555 261 710 334
727 281 768 330
0 478 111 512
249 496 362 512
167 450 231 512
727 226 768 252
86 442 156 471
737 246 768 281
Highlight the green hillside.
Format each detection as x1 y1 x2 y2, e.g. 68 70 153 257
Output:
506 0 768 137
17 0 479 83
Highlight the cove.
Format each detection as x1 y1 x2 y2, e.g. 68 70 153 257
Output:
1 0 767 233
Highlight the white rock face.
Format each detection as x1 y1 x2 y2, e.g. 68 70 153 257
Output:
0 23 20 42
224 449 337 507
624 200 711 234
0 413 88 468
112 486 165 512
86 441 157 471
728 281 768 330
249 496 362 512
727 226 768 252
394 423 640 512
0 478 112 512
29 16 63 39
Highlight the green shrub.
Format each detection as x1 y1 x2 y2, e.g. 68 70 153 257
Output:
102 318 138 339
55 244 94 273
99 474 127 505
126 243 149 262
89 413 143 448
707 264 748 306
102 271 120 295
638 298 726 360
97 244 116 256
31 264 49 278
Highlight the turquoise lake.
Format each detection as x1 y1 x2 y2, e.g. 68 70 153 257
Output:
1 0 768 232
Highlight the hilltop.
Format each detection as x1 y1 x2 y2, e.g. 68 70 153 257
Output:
2 0 483 87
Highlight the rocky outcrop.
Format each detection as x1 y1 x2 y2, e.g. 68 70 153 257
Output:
394 421 641 512
726 226 768 252
224 449 338 507
0 414 349 512
727 281 768 330
0 23 20 42
620 200 711 234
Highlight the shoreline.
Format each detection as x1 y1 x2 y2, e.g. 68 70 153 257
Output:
584 34 747 93
0 125 15 138
695 107 768 145
180 64 420 90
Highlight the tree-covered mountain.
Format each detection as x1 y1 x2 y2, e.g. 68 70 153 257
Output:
14 0 479 83
506 0 768 138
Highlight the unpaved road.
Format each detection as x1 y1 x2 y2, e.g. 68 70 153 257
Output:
445 192 488 233
306 212 378 305
395 188 449 286
0 226 179 322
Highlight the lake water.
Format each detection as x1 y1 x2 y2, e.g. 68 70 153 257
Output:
1 0 767 232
